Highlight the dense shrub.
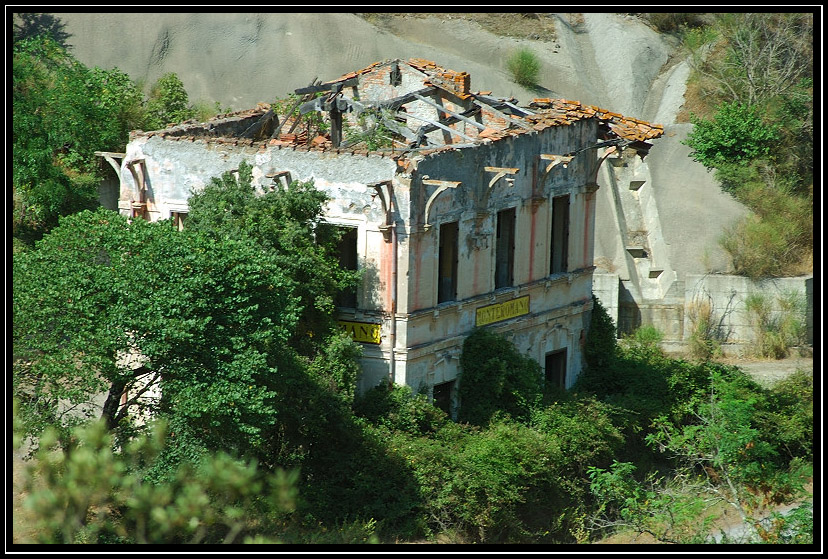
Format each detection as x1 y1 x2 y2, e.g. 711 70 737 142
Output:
757 370 813 460
354 382 448 436
583 295 618 372
17 414 297 544
529 398 625 476
384 404 624 543
457 328 543 426
575 326 753 437
685 102 779 171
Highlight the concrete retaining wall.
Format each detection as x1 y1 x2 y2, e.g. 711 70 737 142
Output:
683 274 813 346
594 273 813 352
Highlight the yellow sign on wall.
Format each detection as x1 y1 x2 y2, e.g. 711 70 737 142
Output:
337 320 382 344
476 295 530 327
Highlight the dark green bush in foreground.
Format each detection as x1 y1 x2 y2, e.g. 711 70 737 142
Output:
17 298 812 544
457 328 543 426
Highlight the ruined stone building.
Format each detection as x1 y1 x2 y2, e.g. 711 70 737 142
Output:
99 58 663 414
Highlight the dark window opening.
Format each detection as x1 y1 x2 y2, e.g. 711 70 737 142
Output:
495 207 516 289
438 221 459 303
335 226 358 308
550 195 569 275
545 349 568 389
433 380 454 415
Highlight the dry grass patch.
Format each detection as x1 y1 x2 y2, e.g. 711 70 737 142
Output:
360 13 559 42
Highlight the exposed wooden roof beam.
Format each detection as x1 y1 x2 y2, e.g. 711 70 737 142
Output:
405 112 478 143
412 94 487 131
380 114 426 144
294 76 359 95
375 86 438 110
500 100 535 116
472 99 533 129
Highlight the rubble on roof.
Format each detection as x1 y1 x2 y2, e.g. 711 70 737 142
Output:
132 58 664 159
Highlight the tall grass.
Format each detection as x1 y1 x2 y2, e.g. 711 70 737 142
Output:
506 48 541 87
744 291 807 358
686 294 726 360
719 181 813 279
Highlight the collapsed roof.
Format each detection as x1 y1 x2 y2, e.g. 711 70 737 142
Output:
132 58 664 160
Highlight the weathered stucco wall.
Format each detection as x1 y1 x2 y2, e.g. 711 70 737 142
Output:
394 120 599 393
123 135 398 217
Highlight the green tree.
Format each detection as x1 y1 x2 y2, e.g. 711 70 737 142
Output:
13 208 302 461
684 102 779 172
646 371 809 526
12 35 145 243
144 72 197 130
185 161 360 356
13 12 71 47
588 460 713 543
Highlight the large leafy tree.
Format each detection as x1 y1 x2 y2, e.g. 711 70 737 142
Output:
185 161 360 357
12 35 145 243
13 209 302 460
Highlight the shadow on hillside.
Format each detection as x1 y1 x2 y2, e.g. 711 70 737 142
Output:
528 83 560 98
13 13 71 48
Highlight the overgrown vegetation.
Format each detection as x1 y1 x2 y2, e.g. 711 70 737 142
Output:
576 301 813 544
12 32 229 248
680 13 813 279
270 92 330 140
744 291 808 359
185 161 360 356
15 292 812 544
457 328 543 426
343 110 395 150
16 409 298 544
685 291 730 361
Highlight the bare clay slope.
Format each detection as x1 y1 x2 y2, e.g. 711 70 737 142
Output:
49 12 748 279
49 13 684 120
